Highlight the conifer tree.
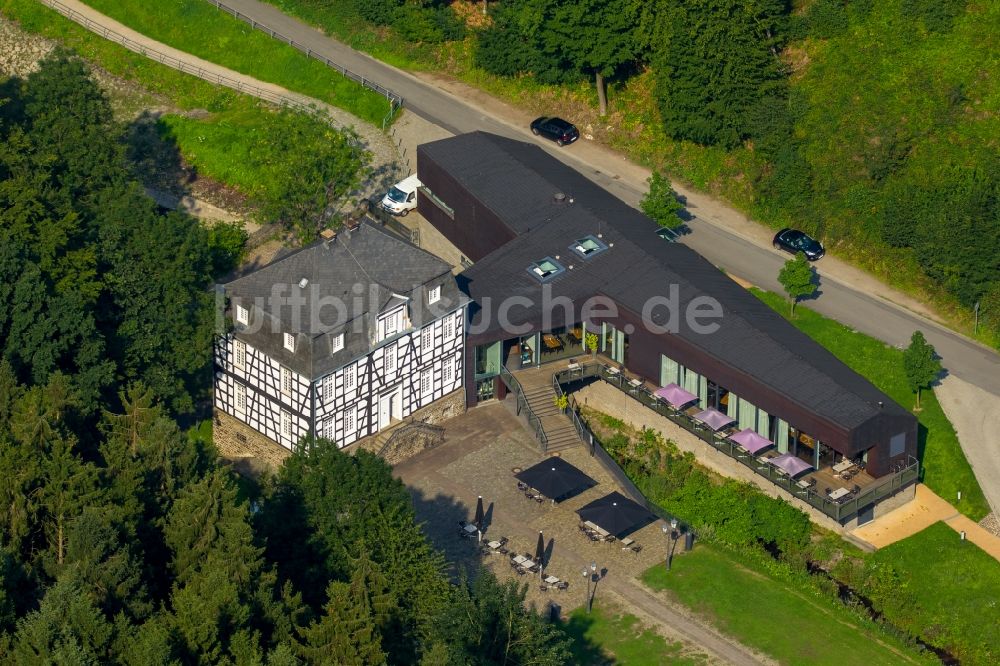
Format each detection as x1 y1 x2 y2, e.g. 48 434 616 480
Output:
296 581 386 666
12 578 114 664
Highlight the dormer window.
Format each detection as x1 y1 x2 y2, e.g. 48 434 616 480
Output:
428 285 441 304
235 304 249 325
331 333 345 354
570 235 608 259
378 307 405 341
283 332 295 352
527 257 565 282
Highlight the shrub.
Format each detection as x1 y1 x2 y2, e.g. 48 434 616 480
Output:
354 0 403 26
393 4 465 44
807 0 850 39
901 0 967 33
205 222 248 276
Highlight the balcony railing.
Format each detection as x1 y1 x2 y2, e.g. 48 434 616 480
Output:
553 362 920 525
499 365 548 453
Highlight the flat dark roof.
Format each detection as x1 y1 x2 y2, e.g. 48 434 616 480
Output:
422 132 909 431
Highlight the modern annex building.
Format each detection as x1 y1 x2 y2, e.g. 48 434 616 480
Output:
213 222 466 463
416 132 917 480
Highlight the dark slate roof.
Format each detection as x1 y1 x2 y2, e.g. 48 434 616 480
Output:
225 221 464 379
425 132 908 430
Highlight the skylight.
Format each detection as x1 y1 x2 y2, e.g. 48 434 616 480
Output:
570 235 608 259
527 257 565 282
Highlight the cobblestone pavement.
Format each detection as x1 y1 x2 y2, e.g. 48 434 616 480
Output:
395 401 771 666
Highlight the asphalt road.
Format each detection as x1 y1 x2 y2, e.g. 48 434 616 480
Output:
220 0 1000 396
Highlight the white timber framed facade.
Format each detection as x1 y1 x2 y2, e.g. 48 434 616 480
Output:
213 222 467 453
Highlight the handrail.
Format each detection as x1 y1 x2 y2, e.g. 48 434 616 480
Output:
376 418 444 459
37 0 374 137
499 365 548 452
553 362 920 525
202 0 403 129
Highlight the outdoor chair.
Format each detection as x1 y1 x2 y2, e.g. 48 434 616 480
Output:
852 484 861 495
517 481 528 491
539 584 548 592
824 487 832 496
499 536 509 545
515 567 527 576
630 545 643 554
604 535 616 543
458 520 466 527
556 581 569 591
498 547 509 555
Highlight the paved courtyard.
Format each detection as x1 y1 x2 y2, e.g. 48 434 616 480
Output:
394 401 768 665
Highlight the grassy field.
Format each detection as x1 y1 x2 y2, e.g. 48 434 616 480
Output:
82 0 391 126
869 521 1000 665
563 601 709 665
751 288 990 520
1 0 365 208
642 546 933 666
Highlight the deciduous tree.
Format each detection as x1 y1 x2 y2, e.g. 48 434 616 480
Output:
903 330 941 410
777 252 816 316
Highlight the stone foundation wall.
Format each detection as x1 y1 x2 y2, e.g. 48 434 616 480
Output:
213 408 291 475
572 382 913 536
217 388 466 472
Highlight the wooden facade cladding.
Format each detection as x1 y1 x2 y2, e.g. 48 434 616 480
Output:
416 147 517 261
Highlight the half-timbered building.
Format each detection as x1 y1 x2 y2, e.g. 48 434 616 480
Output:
214 221 466 458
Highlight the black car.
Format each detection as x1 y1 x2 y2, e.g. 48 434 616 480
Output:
773 228 825 261
530 117 580 146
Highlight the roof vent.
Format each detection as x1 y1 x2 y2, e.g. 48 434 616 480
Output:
553 192 567 204
298 278 309 289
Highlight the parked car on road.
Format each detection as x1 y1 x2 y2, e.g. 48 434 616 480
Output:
773 228 825 261
530 117 580 146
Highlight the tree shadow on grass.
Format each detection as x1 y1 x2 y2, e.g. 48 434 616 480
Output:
559 611 613 665
123 110 195 204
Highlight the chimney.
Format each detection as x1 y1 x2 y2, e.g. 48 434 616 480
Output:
553 192 567 205
320 228 337 247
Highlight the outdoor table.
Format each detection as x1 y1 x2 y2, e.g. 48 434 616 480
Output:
833 460 853 474
620 537 635 546
828 487 851 500
606 367 620 376
487 541 501 549
796 479 812 489
583 520 609 537
544 575 560 584
567 362 581 372
462 523 478 534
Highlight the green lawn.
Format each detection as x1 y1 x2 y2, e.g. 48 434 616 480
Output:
563 601 709 665
642 546 933 666
81 0 391 127
751 288 989 520
870 522 1000 665
1 0 366 206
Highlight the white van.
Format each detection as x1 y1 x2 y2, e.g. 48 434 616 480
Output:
381 174 422 216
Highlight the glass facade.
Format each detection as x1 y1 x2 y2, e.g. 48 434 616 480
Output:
474 341 502 380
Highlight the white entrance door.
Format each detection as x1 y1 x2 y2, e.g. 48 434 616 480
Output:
378 387 401 430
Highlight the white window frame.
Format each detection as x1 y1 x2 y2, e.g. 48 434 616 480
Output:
443 315 453 340
421 326 432 351
331 333 345 354
234 339 246 371
442 356 453 385
385 344 396 375
280 409 292 439
344 408 355 434
234 382 247 415
428 285 441 304
420 370 431 398
281 366 293 397
323 375 335 402
344 363 355 390
283 332 296 353
235 304 249 326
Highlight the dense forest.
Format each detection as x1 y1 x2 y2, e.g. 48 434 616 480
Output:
277 0 1000 327
0 54 574 664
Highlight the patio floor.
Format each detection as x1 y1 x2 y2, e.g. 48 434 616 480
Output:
393 401 672 613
